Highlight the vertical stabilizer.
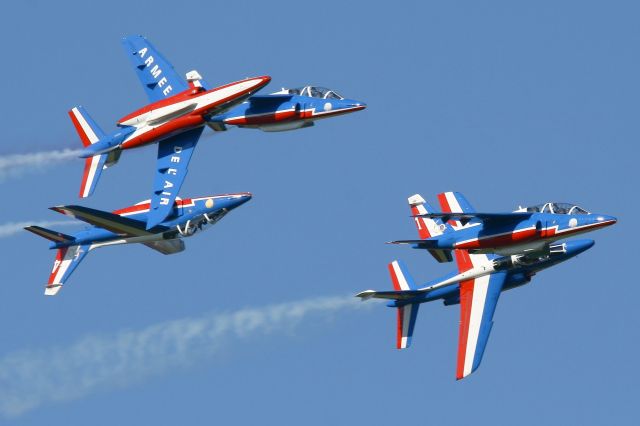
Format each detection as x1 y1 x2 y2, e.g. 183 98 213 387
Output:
408 194 453 262
46 244 90 296
69 107 108 198
388 260 420 349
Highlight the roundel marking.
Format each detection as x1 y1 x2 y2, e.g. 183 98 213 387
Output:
205 198 214 209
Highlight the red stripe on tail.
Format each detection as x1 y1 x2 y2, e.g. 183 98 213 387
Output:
68 110 92 147
456 280 474 379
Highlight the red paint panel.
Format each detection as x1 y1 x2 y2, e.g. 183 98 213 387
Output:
78 157 93 197
48 248 68 284
388 263 402 291
453 249 474 273
411 206 431 239
121 115 205 150
396 307 404 349
456 227 538 250
456 280 475 380
118 76 270 124
68 110 92 147
225 109 298 126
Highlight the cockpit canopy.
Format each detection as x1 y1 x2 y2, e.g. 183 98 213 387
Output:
523 202 590 215
283 86 344 100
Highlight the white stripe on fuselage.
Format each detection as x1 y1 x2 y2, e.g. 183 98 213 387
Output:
119 79 265 139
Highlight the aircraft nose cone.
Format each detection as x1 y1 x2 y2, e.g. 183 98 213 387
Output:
257 76 271 86
229 192 252 209
564 239 595 256
348 100 366 110
595 214 617 226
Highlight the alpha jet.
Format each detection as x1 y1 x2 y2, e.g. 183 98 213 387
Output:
25 193 251 295
357 239 595 379
208 85 366 132
71 35 269 228
391 192 616 262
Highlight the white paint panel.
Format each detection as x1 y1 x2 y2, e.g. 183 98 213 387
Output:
391 261 411 290
463 274 490 377
81 155 102 198
72 108 100 144
445 192 463 213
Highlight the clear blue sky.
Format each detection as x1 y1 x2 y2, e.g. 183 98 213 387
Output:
0 0 637 424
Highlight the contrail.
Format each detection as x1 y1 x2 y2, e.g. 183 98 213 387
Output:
0 149 81 182
0 295 368 417
0 221 78 239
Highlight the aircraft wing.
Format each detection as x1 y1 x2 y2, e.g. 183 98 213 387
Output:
146 126 204 229
415 212 533 224
143 239 185 255
121 35 189 102
456 270 507 380
247 94 294 105
50 205 169 237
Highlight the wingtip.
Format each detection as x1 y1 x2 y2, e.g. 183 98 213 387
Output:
50 206 66 215
356 290 376 300
44 284 62 296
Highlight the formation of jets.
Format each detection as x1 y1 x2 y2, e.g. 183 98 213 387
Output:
26 35 365 294
357 192 616 379
23 35 616 381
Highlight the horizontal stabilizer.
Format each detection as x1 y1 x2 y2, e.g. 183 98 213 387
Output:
356 289 423 301
388 239 439 249
143 239 185 255
24 226 75 243
428 249 453 263
51 205 168 236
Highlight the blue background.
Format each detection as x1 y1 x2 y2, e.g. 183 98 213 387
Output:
0 0 637 424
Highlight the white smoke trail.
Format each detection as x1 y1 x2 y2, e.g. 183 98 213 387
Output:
0 221 78 239
0 295 367 417
0 149 81 182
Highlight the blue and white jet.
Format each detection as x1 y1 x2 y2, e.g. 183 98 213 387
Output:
357 239 595 380
25 193 251 295
392 192 616 262
208 85 366 132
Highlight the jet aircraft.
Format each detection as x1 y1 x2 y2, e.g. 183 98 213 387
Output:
357 238 595 379
25 193 251 295
71 35 270 228
208 85 366 132
391 192 616 262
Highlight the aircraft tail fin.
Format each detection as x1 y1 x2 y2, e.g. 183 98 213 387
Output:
396 302 420 349
78 153 108 198
388 260 420 349
69 106 110 198
69 106 106 148
46 244 90 296
408 194 453 262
